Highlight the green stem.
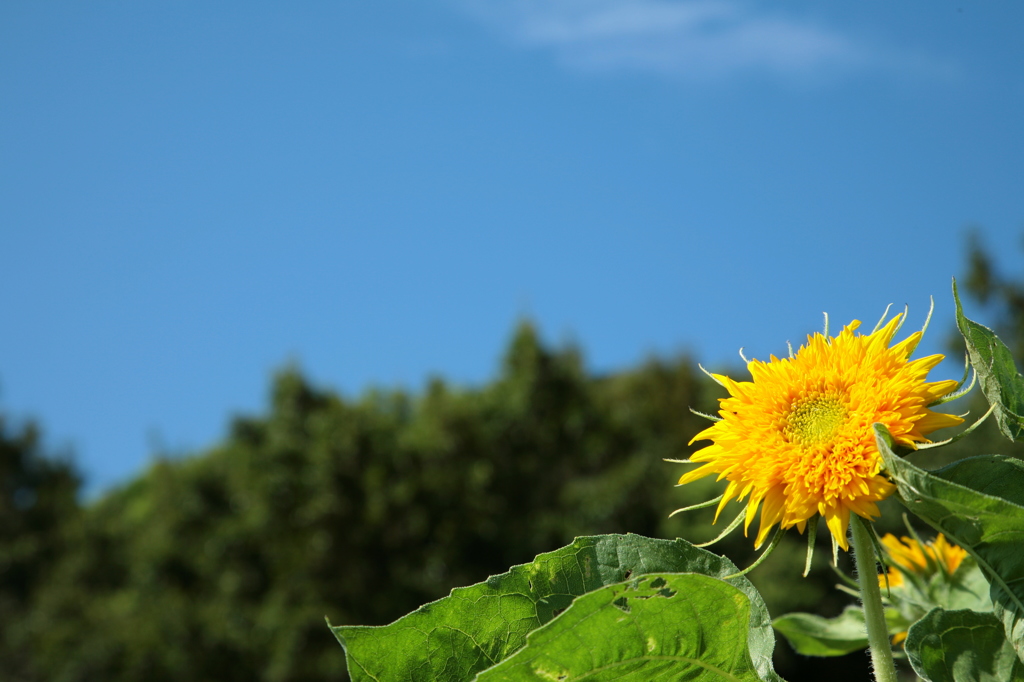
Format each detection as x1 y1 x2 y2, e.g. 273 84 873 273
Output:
851 515 898 682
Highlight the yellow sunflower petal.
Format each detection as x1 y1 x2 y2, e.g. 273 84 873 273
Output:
877 532 968 591
825 508 850 551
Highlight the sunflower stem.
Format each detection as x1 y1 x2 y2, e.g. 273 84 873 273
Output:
851 515 898 682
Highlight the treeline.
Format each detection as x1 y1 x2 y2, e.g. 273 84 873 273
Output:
1 236 1019 682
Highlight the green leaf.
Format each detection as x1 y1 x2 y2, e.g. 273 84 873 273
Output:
905 608 1024 682
772 607 870 656
473 573 766 681
875 425 1024 663
329 533 782 682
953 279 1024 440
772 607 909 657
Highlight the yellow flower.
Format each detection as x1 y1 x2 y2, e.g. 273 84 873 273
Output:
878 533 968 588
679 313 963 551
877 533 968 646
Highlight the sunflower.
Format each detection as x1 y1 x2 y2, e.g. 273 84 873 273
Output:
877 532 968 645
878 532 968 588
678 312 963 551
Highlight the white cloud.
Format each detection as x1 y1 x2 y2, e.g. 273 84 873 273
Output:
457 0 944 81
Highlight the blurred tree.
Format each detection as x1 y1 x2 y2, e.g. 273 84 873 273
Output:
0 416 80 682
21 326 727 681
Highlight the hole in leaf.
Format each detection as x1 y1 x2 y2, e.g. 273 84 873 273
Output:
649 577 667 589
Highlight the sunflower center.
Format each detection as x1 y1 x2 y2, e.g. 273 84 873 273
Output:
784 394 848 446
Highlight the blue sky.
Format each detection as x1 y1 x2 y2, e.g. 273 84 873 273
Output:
2 1 1022 493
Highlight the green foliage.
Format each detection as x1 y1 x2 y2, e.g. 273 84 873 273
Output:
954 279 1024 440
876 429 1024 669
905 608 1024 682
771 607 913 658
0 417 80 682
771 608 872 657
475 573 767 682
331 534 781 682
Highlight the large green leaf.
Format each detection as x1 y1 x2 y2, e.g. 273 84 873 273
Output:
473 573 764 681
772 607 908 657
905 608 1024 682
772 607 870 657
954 279 1024 440
330 533 782 682
875 425 1024 663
